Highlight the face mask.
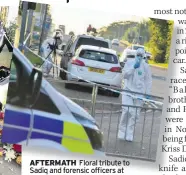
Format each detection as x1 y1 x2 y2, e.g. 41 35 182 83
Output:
136 56 142 62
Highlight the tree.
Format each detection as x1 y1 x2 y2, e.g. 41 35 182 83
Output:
165 21 174 61
6 20 18 44
98 21 138 40
147 18 173 63
123 27 138 43
122 20 150 45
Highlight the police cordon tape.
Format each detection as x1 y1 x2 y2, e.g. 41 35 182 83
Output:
20 33 163 107
24 46 163 107
23 33 32 46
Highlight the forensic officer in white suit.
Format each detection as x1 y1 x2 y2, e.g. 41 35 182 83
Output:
40 31 63 76
118 48 152 142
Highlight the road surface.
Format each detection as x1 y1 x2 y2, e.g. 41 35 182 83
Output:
43 42 167 160
0 47 21 174
46 77 162 160
27 41 167 160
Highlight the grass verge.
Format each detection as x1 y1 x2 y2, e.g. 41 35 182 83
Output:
148 60 168 69
24 50 43 66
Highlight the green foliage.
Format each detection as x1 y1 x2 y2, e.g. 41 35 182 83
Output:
147 18 173 63
122 20 150 45
6 20 18 44
166 21 174 62
123 27 138 43
98 21 138 40
97 18 173 64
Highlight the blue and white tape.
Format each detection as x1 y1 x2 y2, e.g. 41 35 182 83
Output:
24 45 163 107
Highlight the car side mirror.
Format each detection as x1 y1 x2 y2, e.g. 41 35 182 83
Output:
66 52 73 57
26 68 42 107
120 62 124 68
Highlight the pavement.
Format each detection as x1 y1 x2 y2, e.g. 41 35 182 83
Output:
44 47 167 160
42 40 167 160
0 47 12 67
46 77 162 160
1 42 167 162
0 47 21 174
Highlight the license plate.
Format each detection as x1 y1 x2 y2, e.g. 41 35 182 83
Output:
88 67 105 74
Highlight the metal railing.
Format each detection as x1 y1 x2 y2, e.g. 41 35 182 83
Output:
23 36 163 161
54 81 163 162
71 95 162 162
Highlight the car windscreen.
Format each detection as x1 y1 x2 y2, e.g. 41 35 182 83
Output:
75 38 109 50
133 46 144 50
112 43 119 45
127 55 135 58
79 49 118 64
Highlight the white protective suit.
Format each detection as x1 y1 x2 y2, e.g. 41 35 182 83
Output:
40 38 56 75
118 57 152 141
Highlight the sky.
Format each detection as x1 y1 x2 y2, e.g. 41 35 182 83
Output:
7 6 19 22
50 5 147 35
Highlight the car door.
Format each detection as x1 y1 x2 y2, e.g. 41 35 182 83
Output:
2 54 32 145
27 89 65 150
61 39 74 69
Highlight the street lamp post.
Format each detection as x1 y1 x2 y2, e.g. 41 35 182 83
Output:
38 4 48 55
25 9 34 47
19 1 28 52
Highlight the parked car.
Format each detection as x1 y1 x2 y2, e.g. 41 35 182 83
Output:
60 34 110 80
111 39 119 46
121 44 152 63
128 44 145 51
145 51 152 60
105 39 112 48
2 48 104 156
120 49 136 63
66 45 122 97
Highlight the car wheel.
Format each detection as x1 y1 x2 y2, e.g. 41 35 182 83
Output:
59 70 67 80
112 92 120 98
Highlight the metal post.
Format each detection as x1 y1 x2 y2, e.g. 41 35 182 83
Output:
91 84 98 118
138 23 141 44
38 4 47 55
118 26 120 39
19 1 28 52
25 9 34 48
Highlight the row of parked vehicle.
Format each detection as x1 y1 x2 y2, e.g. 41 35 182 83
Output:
59 34 122 97
58 34 152 97
0 33 152 158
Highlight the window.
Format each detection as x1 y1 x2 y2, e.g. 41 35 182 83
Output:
133 45 144 50
75 38 109 51
75 48 80 56
79 50 118 64
112 43 119 46
33 89 61 115
7 54 29 107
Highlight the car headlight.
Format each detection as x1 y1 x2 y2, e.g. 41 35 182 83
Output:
72 112 104 152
